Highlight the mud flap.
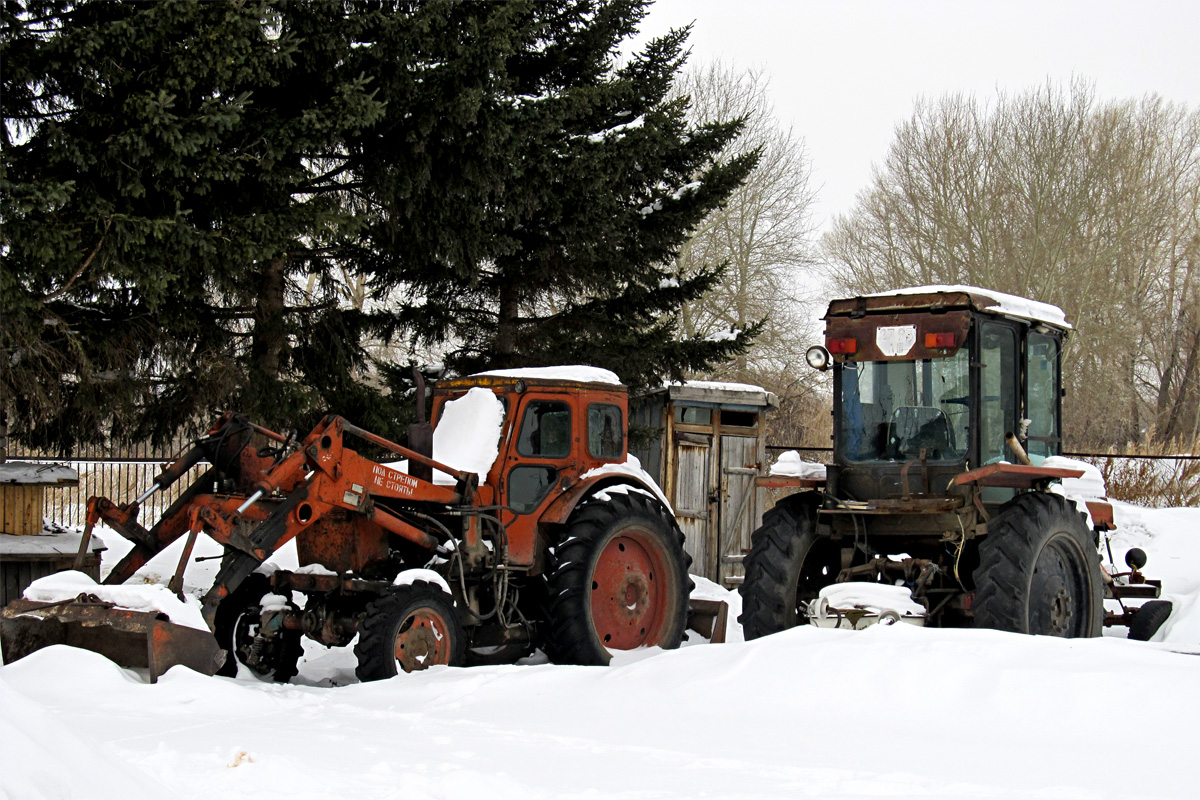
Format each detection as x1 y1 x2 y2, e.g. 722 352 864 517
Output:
1 598 225 683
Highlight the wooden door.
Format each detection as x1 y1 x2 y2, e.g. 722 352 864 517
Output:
673 438 713 578
718 435 760 587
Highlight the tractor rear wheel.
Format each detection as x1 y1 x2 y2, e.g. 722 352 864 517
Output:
1128 600 1173 641
544 491 691 666
355 582 465 681
738 495 840 640
213 574 303 682
972 492 1103 637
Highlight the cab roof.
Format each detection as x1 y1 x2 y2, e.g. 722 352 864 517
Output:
827 285 1071 331
436 365 627 393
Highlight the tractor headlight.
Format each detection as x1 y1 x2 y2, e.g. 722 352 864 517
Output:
806 345 831 371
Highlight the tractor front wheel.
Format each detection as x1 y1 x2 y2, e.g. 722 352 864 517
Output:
738 494 839 640
213 574 303 682
544 491 691 665
355 582 465 681
972 492 1103 638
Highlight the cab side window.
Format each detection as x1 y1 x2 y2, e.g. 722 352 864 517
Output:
587 404 623 459
516 401 571 458
1026 333 1061 459
980 323 1017 464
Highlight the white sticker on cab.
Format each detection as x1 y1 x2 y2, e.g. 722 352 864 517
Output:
876 325 917 357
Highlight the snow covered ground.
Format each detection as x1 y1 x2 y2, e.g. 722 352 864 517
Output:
3 503 1199 800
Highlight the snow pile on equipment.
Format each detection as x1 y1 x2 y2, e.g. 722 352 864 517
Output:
867 284 1071 328
22 571 207 631
432 386 506 483
1043 455 1108 501
769 450 827 480
810 583 926 629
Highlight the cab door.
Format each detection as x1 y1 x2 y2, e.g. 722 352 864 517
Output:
1024 331 1063 460
975 319 1021 503
502 395 575 565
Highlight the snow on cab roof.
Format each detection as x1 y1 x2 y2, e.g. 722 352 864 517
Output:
864 285 1071 330
470 366 622 385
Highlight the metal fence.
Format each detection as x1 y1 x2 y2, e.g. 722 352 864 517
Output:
7 438 208 530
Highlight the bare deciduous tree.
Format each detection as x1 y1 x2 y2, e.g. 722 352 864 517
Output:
672 61 827 445
823 81 1200 448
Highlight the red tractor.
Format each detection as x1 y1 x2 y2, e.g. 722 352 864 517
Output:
2 369 694 681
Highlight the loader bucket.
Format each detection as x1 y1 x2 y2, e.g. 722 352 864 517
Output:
1 597 225 683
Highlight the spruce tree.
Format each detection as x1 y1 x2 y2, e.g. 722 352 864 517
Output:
2 0 759 454
360 0 761 388
3 1 389 449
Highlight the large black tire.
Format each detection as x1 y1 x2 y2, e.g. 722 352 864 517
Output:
972 492 1103 637
544 491 692 666
354 581 465 681
1128 600 1173 641
213 574 303 682
738 494 840 640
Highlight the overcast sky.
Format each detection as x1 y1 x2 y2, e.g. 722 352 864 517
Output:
633 0 1200 232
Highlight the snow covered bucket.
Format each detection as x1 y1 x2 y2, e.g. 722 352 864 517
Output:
807 584 926 630
0 572 224 682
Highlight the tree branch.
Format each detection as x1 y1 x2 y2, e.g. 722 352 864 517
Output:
41 218 111 301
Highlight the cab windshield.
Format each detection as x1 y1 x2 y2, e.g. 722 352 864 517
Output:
838 349 970 462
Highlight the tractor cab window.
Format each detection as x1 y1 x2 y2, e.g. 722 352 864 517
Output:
1025 333 1061 460
838 348 970 462
507 465 557 513
587 404 624 459
980 323 1018 465
516 401 572 458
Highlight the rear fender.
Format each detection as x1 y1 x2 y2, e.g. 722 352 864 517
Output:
539 474 668 527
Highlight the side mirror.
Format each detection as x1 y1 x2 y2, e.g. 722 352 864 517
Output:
806 345 832 371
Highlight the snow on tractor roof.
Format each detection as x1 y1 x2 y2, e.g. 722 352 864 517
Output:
866 285 1071 329
471 365 622 385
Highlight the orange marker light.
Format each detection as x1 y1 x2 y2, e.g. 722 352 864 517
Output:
924 332 955 348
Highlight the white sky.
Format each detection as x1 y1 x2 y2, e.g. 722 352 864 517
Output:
634 0 1200 232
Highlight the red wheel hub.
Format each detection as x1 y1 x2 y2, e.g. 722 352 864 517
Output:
394 608 453 672
590 529 672 651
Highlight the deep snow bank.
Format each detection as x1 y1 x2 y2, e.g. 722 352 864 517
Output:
4 621 1199 800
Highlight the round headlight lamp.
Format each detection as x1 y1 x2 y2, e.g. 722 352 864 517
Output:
806 345 831 371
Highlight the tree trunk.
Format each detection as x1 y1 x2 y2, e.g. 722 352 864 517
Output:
250 258 287 380
494 281 520 369
1160 322 1200 444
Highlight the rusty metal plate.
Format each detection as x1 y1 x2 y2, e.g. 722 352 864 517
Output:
755 475 825 490
1 599 224 682
953 463 1084 489
1086 500 1116 531
825 308 973 362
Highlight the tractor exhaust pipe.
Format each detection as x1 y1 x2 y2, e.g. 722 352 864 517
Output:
408 368 434 483
1005 431 1033 466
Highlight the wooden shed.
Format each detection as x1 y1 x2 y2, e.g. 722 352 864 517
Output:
629 382 778 588
0 461 103 607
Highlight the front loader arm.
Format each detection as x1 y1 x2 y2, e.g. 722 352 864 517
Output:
187 416 482 626
95 415 279 585
89 413 485 629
